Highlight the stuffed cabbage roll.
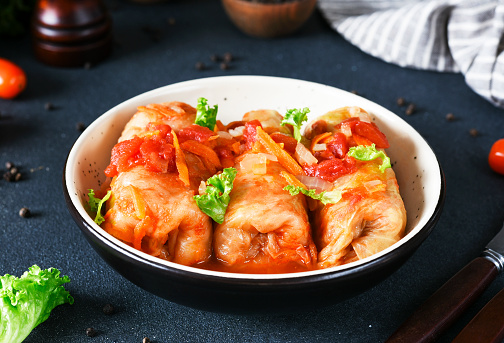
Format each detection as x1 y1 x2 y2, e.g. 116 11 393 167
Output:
304 107 406 268
213 110 317 273
101 102 214 266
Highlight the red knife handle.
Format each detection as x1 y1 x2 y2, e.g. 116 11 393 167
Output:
452 287 504 343
385 257 499 343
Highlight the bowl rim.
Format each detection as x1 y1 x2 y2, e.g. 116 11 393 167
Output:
64 75 445 282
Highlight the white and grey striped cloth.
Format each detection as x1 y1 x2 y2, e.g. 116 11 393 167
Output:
317 0 504 108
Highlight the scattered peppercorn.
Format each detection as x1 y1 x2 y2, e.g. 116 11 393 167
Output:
220 62 229 70
223 52 233 63
76 122 86 132
86 327 97 337
195 62 205 71
3 163 23 182
445 113 455 121
396 97 406 106
19 207 30 218
84 61 93 70
167 17 176 25
3 172 14 182
102 303 115 315
469 128 479 137
405 103 416 115
44 102 55 111
143 337 151 343
350 90 359 95
210 54 220 62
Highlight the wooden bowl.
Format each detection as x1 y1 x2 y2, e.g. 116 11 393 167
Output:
221 0 317 38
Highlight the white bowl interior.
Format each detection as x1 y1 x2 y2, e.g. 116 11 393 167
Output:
66 76 442 279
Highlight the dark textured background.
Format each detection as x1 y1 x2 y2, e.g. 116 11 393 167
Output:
1 1 504 342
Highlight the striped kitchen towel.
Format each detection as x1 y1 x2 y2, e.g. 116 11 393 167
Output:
317 0 504 108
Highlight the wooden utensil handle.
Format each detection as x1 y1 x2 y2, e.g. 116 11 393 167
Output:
452 287 504 343
385 257 499 343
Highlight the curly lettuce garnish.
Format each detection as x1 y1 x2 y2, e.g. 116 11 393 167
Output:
0 265 73 343
194 167 237 224
284 185 342 205
88 189 111 225
347 143 391 172
280 107 310 142
195 97 218 130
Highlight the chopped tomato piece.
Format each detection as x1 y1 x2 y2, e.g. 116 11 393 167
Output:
304 156 356 182
105 128 177 177
327 132 349 158
105 136 143 177
353 121 389 148
178 124 215 143
270 132 298 155
353 134 374 147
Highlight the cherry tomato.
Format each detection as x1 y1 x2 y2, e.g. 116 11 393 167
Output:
489 139 504 175
0 58 26 99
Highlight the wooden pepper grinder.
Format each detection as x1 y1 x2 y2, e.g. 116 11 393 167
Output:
31 0 112 67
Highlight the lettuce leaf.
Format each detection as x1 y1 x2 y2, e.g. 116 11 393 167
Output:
0 265 73 343
347 143 391 172
284 185 342 205
194 97 218 130
88 189 111 225
194 168 237 224
280 107 310 142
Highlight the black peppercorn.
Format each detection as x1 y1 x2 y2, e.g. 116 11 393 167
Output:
19 207 30 218
469 128 479 137
44 102 54 111
396 97 406 106
76 122 86 132
143 337 151 343
102 303 115 315
220 62 229 70
86 327 97 337
14 173 21 181
195 62 205 71
210 54 220 62
223 52 233 63
5 161 14 170
445 113 455 121
405 103 416 115
3 172 14 182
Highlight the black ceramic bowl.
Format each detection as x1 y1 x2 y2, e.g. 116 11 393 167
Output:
63 76 445 314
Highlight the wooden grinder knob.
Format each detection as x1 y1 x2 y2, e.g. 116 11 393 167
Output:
32 0 112 67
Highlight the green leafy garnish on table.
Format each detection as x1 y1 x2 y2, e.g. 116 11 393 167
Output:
284 185 342 205
194 167 237 224
195 97 218 130
347 143 391 172
0 265 73 343
280 107 310 142
88 189 111 225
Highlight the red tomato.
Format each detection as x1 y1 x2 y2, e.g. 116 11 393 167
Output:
304 156 356 182
178 124 214 143
353 121 390 148
489 139 504 175
0 58 26 99
327 132 349 158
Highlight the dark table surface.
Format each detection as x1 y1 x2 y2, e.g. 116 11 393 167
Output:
2 1 504 342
